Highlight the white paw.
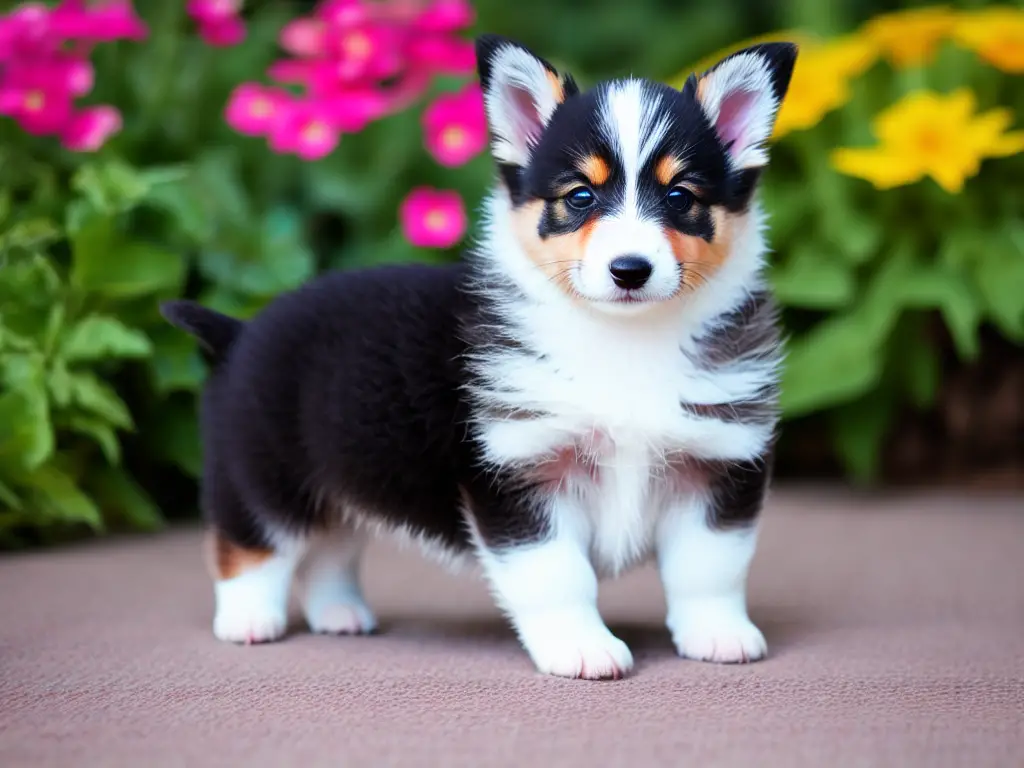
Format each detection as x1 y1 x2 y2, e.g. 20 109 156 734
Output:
519 615 634 680
306 601 378 635
213 606 287 645
671 611 767 663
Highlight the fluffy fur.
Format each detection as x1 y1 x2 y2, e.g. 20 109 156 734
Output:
161 35 797 679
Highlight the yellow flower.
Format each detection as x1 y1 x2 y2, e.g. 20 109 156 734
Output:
951 7 1024 73
831 88 1024 193
773 35 878 139
862 6 956 67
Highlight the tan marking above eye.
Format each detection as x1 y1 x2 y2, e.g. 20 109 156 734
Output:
577 154 610 187
655 154 686 187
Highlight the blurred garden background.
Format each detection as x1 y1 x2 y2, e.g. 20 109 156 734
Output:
0 0 1021 549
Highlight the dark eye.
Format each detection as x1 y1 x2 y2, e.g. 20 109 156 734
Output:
565 187 595 210
665 186 694 212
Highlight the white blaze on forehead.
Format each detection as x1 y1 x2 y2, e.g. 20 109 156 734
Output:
599 80 672 220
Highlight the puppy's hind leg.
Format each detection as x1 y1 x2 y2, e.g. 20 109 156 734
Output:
205 528 305 645
296 523 377 636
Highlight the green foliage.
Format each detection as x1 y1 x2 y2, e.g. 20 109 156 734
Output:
1 0 1021 546
759 32 1024 483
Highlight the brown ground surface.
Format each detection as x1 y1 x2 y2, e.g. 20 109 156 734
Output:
2 487 1023 767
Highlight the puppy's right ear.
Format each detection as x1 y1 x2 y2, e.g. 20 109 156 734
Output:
475 34 576 167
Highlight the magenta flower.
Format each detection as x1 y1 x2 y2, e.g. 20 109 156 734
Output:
61 105 121 151
400 187 467 249
405 34 475 76
268 99 340 160
225 83 291 136
197 15 246 46
0 0 145 151
317 0 369 29
320 87 389 131
0 87 72 136
279 17 326 57
422 83 486 167
413 0 474 33
49 0 147 42
327 24 402 83
187 0 245 47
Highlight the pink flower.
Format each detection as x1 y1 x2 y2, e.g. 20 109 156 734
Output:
405 35 475 75
413 0 474 33
186 0 241 22
196 15 245 46
400 187 467 249
225 83 290 136
0 3 56 59
0 79 73 135
422 83 486 167
279 18 326 57
316 0 369 29
268 99 340 160
325 24 402 83
320 87 389 131
50 0 147 42
187 0 244 46
61 105 121 150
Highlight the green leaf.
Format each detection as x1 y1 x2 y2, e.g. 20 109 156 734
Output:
0 381 53 473
780 314 885 418
22 464 103 529
770 244 855 310
195 148 251 227
71 160 150 213
68 372 134 430
72 219 185 298
146 402 202 477
143 177 215 243
87 466 163 531
829 390 896 485
46 359 73 408
60 315 154 363
972 227 1024 341
900 264 981 359
148 326 206 394
61 414 121 465
899 338 941 409
0 218 61 251
0 479 22 510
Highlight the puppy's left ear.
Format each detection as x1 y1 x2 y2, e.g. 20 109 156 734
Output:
691 42 797 170
475 34 576 167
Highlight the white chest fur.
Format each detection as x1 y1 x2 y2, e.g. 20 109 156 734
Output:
471 295 776 575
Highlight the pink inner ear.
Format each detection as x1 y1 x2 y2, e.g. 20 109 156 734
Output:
716 88 757 154
509 84 543 149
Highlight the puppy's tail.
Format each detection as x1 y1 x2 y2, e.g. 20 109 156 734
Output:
159 300 244 367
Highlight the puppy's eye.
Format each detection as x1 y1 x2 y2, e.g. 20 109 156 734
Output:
665 186 694 213
565 187 595 210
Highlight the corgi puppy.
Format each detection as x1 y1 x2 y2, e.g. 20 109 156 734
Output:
161 34 796 680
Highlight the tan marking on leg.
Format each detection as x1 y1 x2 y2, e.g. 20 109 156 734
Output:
204 529 274 581
655 154 686 187
664 207 738 289
577 155 610 186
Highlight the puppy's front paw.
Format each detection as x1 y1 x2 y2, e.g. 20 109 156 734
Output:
670 609 766 663
519 614 634 680
307 601 378 635
213 605 287 645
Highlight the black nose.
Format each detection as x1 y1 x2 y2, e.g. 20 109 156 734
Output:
608 255 653 290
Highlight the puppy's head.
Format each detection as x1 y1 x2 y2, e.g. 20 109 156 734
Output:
476 35 797 314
